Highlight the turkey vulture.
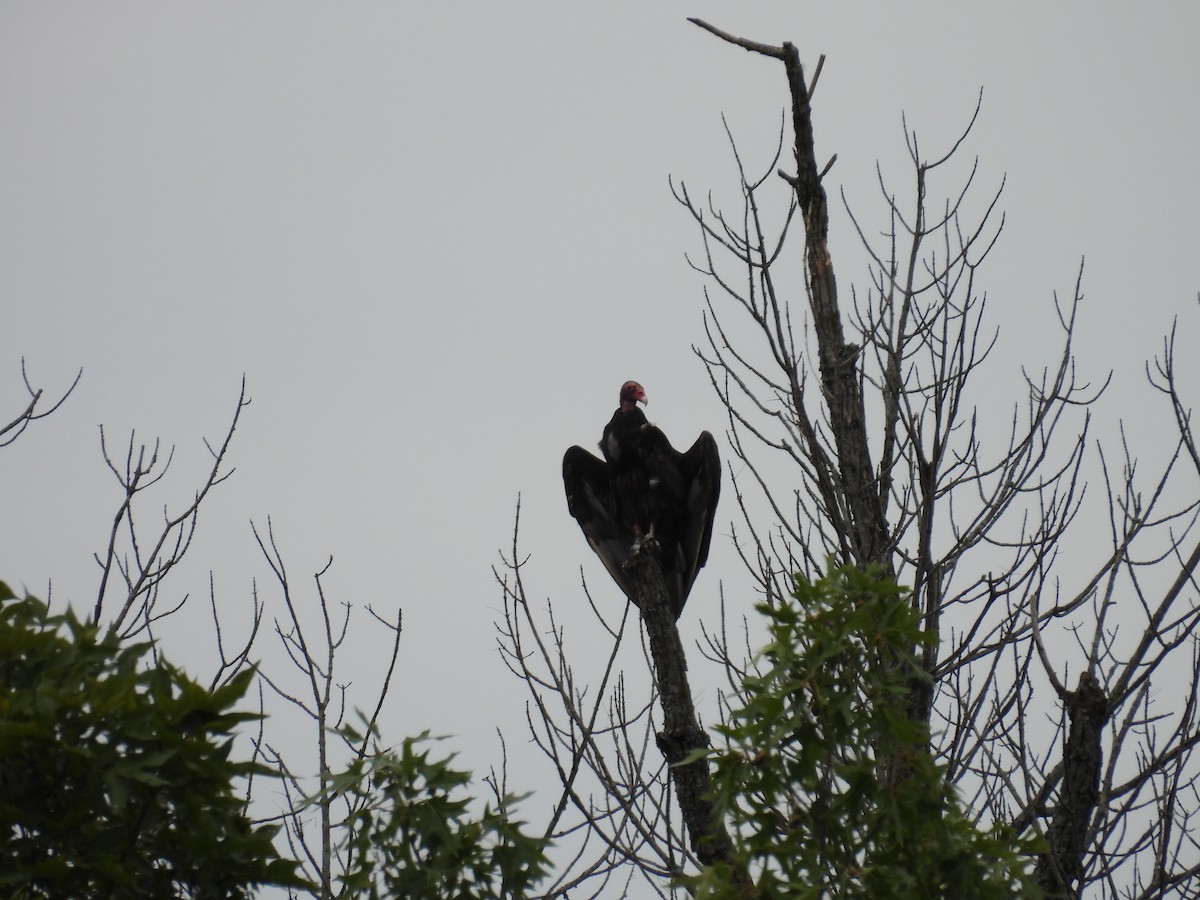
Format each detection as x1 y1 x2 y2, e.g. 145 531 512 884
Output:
563 381 720 619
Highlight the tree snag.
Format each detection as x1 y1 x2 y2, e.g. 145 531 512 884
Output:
624 547 755 897
1037 671 1107 897
689 18 890 573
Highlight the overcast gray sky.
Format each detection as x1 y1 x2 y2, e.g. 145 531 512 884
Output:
3 3 1198 892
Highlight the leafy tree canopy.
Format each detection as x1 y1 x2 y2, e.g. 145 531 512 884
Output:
690 566 1043 898
326 722 550 899
0 581 307 899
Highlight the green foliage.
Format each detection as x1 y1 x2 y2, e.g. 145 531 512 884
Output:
688 566 1041 899
0 582 307 899
327 724 550 899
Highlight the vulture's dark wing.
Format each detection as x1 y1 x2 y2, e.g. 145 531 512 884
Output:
675 430 721 613
624 425 721 618
563 445 635 602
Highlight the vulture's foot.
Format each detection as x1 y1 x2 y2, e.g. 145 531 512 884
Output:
623 529 660 571
637 529 661 552
627 529 660 557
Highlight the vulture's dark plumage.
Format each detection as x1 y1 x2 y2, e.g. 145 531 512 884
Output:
563 381 720 619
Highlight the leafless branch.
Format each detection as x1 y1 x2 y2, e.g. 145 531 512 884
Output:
0 358 81 448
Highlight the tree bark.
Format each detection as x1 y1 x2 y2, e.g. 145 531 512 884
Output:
690 19 925 774
689 19 889 573
625 549 755 897
781 44 890 574
1036 671 1107 897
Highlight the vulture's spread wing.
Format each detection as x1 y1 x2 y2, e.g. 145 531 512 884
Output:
676 430 721 613
563 445 636 602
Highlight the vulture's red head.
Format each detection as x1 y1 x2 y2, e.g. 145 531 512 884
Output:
619 380 648 410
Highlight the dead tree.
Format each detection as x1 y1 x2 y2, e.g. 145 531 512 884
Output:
621 549 752 895
91 378 250 639
501 20 1200 899
679 19 1200 899
251 519 403 900
4 367 262 683
496 501 698 898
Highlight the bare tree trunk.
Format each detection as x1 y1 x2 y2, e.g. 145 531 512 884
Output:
690 19 889 575
1036 671 1107 897
626 549 755 897
689 20 928 783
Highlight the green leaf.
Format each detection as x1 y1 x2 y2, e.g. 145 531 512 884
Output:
321 721 551 899
685 563 1042 899
0 585 312 897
